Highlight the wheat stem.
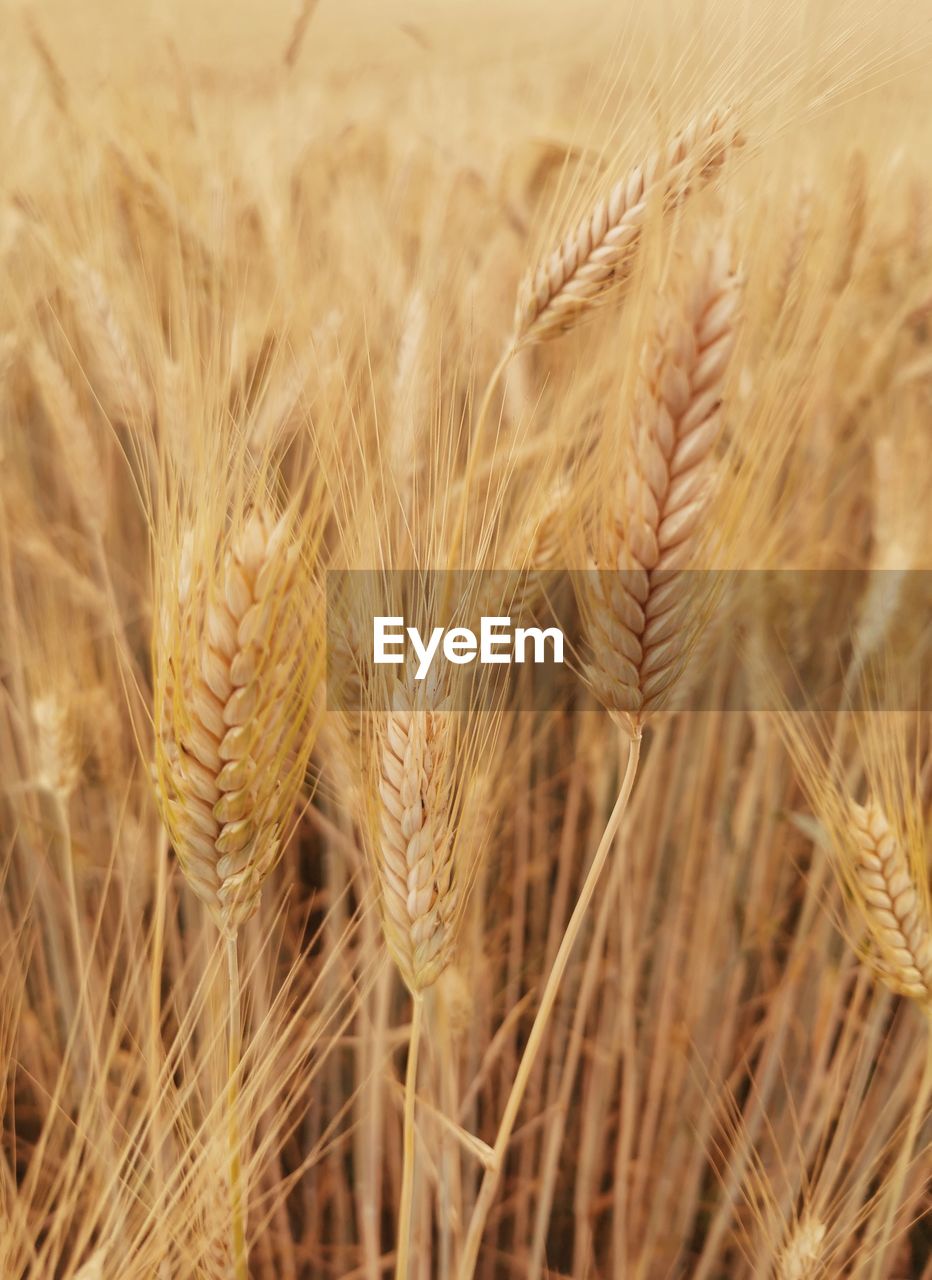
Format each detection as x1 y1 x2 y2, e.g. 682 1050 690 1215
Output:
396 993 424 1280
226 936 248 1280
458 729 641 1279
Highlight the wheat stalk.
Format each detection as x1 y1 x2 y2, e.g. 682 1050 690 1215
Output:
368 672 460 1279
581 236 741 732
514 107 743 345
849 801 932 1003
154 504 315 1280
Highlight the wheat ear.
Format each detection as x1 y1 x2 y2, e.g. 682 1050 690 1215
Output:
30 339 107 538
582 236 741 732
849 801 932 1004
154 505 313 1280
847 801 932 1280
369 674 460 1279
154 507 309 938
70 259 153 423
375 676 458 995
515 107 743 345
777 1216 826 1280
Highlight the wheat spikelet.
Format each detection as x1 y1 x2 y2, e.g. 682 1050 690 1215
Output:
514 107 743 345
373 676 459 993
772 179 813 322
32 695 79 800
777 1216 825 1280
30 338 107 537
248 355 314 456
70 259 153 423
581 236 741 730
849 801 932 1003
833 150 867 292
388 287 428 514
199 1174 237 1280
154 507 311 937
14 529 109 614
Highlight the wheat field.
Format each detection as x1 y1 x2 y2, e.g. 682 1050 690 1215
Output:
2 0 932 1276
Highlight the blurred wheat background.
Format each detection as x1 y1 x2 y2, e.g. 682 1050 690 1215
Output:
2 0 932 1276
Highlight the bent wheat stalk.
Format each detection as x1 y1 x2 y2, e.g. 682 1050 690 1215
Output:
461 238 741 1278
458 732 641 1279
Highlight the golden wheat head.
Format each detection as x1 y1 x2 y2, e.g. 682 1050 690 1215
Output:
370 674 460 993
581 234 741 731
515 106 743 345
154 504 316 937
849 800 932 1005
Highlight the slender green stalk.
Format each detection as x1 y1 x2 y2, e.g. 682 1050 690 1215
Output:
458 729 641 1278
396 993 425 1280
227 936 248 1280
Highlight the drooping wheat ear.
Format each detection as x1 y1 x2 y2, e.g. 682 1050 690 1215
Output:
374 676 458 993
70 259 153 424
30 339 107 537
154 507 311 937
777 1216 826 1280
849 801 932 1003
581 237 741 732
514 107 743 345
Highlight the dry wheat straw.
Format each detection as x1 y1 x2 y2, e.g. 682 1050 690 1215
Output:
849 801 932 1003
514 107 742 345
154 506 307 938
583 236 741 730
